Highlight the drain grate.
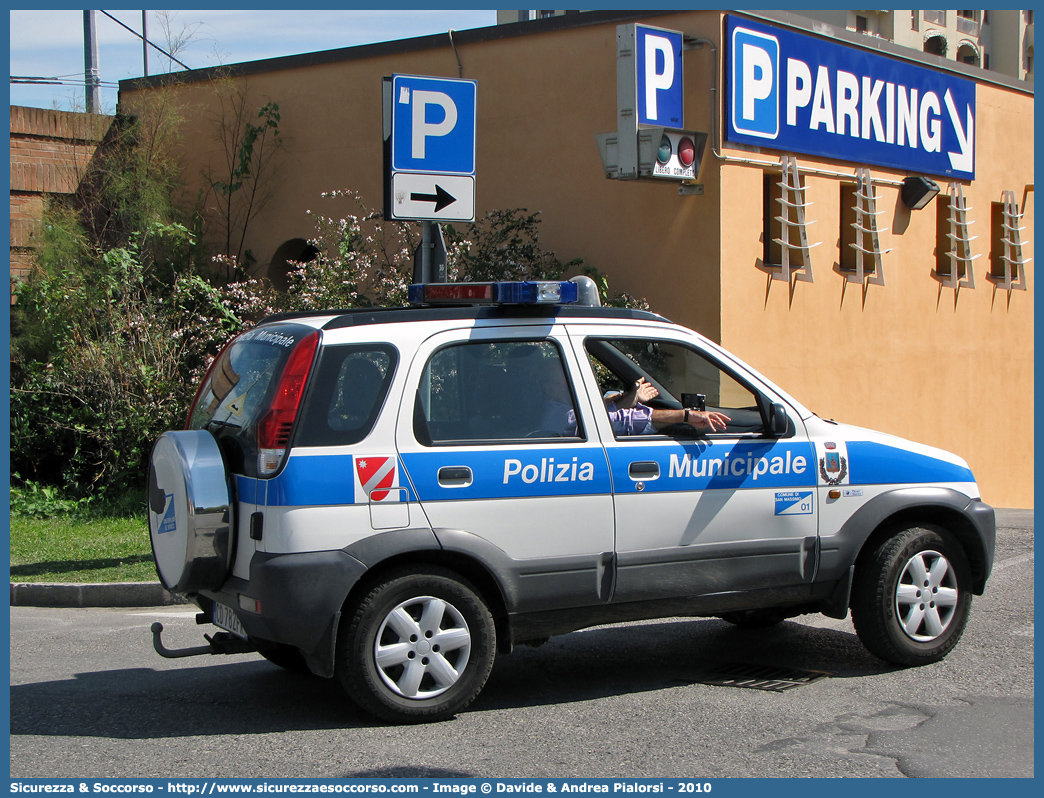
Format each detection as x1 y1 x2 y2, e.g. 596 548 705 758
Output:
696 663 832 692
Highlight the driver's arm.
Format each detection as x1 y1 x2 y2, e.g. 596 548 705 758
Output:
650 408 731 432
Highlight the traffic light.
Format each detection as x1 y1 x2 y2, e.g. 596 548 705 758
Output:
596 127 708 182
637 127 707 181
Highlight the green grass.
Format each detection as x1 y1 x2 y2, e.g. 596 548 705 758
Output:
9 514 157 583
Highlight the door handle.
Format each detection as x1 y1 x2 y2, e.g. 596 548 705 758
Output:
628 461 660 480
438 466 473 487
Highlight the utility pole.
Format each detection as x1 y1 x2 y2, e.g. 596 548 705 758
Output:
142 11 149 76
83 10 101 112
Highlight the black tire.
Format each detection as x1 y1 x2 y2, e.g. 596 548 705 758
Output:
336 566 496 723
719 609 786 628
851 525 972 666
257 642 311 674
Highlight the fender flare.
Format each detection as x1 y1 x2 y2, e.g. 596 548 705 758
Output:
818 486 995 594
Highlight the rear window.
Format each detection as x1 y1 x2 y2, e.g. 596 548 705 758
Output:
188 323 316 476
295 344 398 447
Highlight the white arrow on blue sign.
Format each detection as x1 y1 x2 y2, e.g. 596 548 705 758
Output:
391 75 477 176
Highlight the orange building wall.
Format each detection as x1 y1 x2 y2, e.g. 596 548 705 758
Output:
120 11 1033 507
718 81 1033 508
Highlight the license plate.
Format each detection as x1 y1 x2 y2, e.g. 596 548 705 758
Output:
213 602 247 639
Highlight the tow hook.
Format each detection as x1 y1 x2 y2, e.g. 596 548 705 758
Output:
150 622 258 659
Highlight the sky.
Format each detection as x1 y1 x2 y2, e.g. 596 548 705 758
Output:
9 8 499 113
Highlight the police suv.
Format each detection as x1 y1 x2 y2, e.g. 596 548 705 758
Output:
148 277 995 723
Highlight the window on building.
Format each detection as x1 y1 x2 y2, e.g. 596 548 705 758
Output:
856 15 869 33
762 157 818 282
957 11 980 36
988 191 1030 291
933 184 979 288
838 170 889 284
957 43 980 66
911 11 919 31
989 201 1006 280
924 10 946 26
839 184 863 274
924 35 948 57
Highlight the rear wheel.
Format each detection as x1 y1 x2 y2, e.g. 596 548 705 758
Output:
336 567 496 723
851 525 972 666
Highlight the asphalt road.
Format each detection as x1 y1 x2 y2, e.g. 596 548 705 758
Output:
9 512 1034 780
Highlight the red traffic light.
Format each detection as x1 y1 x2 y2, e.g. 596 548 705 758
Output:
677 136 696 168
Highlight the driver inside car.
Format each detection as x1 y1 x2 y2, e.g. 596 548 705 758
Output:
537 369 730 437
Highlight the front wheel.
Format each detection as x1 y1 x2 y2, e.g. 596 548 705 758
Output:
851 525 972 666
336 566 496 723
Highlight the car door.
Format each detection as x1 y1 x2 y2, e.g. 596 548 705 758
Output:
396 324 617 613
569 325 819 604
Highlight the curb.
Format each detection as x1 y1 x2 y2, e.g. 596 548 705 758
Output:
10 581 190 608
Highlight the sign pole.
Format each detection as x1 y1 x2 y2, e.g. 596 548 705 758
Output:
412 221 448 284
421 221 433 282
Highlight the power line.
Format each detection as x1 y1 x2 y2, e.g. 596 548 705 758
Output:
11 76 120 88
99 10 192 71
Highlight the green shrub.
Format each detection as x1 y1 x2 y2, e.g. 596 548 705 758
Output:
10 183 646 505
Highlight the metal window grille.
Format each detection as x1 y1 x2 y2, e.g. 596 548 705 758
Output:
769 156 819 283
845 168 891 285
933 183 979 288
988 189 1030 291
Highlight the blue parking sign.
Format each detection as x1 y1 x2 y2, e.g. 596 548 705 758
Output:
731 25 780 139
726 16 976 178
635 25 684 127
391 75 477 176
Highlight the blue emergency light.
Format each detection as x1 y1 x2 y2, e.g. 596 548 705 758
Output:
409 281 580 306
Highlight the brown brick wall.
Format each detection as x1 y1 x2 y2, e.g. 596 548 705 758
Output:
9 106 114 303
9 106 112 143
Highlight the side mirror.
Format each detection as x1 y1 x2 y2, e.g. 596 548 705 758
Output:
767 402 790 437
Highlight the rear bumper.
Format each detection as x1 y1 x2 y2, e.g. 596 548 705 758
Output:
200 548 367 668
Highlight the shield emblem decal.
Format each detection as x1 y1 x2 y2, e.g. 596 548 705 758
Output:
355 456 397 502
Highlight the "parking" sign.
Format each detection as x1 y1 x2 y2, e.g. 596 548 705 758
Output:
731 25 779 139
391 75 476 176
635 24 684 128
725 16 976 179
385 74 477 222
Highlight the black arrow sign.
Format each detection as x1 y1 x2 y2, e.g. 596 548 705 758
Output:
410 184 457 212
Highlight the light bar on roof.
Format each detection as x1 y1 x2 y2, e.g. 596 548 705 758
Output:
408 281 580 306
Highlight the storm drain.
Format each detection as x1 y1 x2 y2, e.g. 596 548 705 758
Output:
696 663 832 692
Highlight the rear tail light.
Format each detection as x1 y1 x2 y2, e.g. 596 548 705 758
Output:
257 331 319 476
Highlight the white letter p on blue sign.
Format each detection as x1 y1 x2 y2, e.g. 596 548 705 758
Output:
636 25 684 127
732 27 779 139
411 90 457 159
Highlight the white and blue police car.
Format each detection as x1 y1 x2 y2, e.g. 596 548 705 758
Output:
148 276 995 723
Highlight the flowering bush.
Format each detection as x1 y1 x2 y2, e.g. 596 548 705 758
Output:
11 189 646 501
283 190 417 310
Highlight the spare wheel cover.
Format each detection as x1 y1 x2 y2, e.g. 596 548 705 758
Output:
148 430 233 593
